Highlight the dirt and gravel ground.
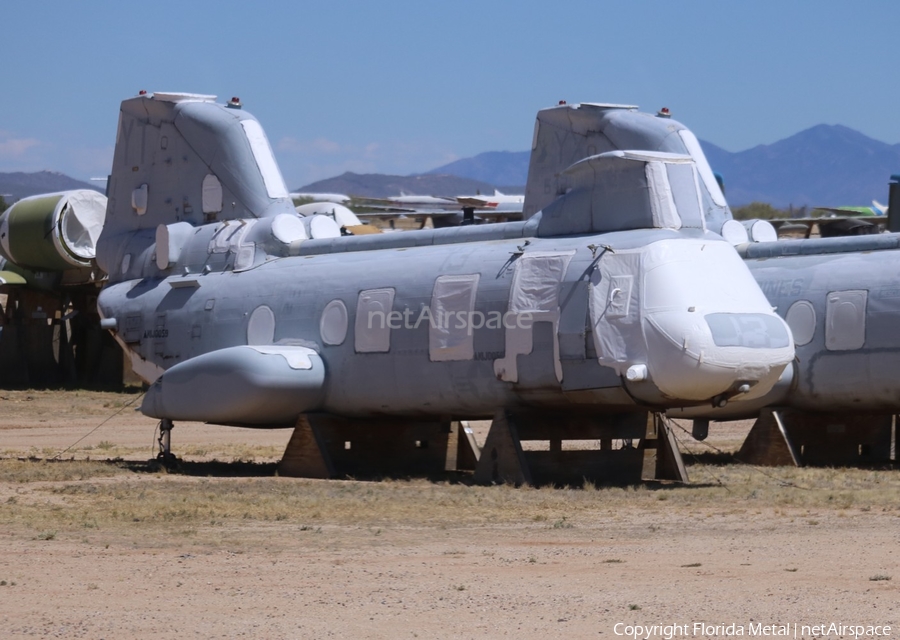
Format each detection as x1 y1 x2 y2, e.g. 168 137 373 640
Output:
1 390 898 639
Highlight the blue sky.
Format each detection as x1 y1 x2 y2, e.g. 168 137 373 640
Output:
1 1 897 188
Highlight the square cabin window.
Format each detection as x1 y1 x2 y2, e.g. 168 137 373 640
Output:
355 288 395 353
825 290 867 351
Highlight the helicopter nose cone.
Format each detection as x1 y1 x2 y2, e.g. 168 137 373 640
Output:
641 310 793 402
593 238 795 408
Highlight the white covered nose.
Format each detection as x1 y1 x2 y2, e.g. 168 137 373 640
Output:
644 310 792 401
639 240 794 402
592 238 794 407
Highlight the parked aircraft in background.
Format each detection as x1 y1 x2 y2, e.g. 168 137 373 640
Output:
0 190 121 386
813 201 887 217
456 190 524 209
93 93 794 484
294 201 380 235
767 201 889 238
354 190 524 227
290 192 351 204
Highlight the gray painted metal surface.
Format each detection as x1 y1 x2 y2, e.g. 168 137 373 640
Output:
747 242 900 412
95 94 794 428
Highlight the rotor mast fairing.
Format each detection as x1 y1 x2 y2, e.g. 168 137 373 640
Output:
96 92 296 278
523 103 731 235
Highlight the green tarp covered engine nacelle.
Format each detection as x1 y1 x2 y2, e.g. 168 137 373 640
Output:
0 190 106 272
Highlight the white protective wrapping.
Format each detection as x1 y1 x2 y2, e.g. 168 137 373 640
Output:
645 161 682 230
295 203 363 227
429 274 480 362
825 290 867 351
155 221 194 270
355 288 396 353
591 239 794 401
590 249 646 373
59 190 107 260
720 219 750 245
678 129 728 208
0 211 9 261
642 241 772 314
742 219 778 243
642 240 792 401
240 119 290 200
305 215 342 239
271 213 308 244
508 252 573 314
666 163 705 229
493 251 574 382
202 174 223 213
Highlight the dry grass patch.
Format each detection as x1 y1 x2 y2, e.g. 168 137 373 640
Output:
0 456 898 548
0 389 144 420
0 459 126 483
0 467 654 543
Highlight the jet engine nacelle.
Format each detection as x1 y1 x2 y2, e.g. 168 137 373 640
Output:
0 190 106 271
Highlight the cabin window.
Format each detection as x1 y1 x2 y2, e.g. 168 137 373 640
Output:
494 251 574 383
355 288 395 353
645 162 682 230
785 300 816 346
666 163 704 229
247 305 275 345
825 290 867 351
320 299 349 346
429 274 480 362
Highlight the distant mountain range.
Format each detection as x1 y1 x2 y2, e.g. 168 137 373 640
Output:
300 124 900 208
297 172 524 199
0 171 101 202
700 125 900 207
5 125 898 209
426 151 531 187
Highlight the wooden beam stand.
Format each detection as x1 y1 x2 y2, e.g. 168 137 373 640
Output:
474 410 688 486
739 409 894 467
279 415 480 478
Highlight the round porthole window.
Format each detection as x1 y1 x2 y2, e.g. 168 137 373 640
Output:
320 299 348 346
785 300 815 346
247 305 275 345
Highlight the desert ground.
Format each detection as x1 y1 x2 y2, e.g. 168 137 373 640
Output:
1 389 898 639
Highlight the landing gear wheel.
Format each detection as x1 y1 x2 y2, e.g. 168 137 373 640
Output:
156 419 179 469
